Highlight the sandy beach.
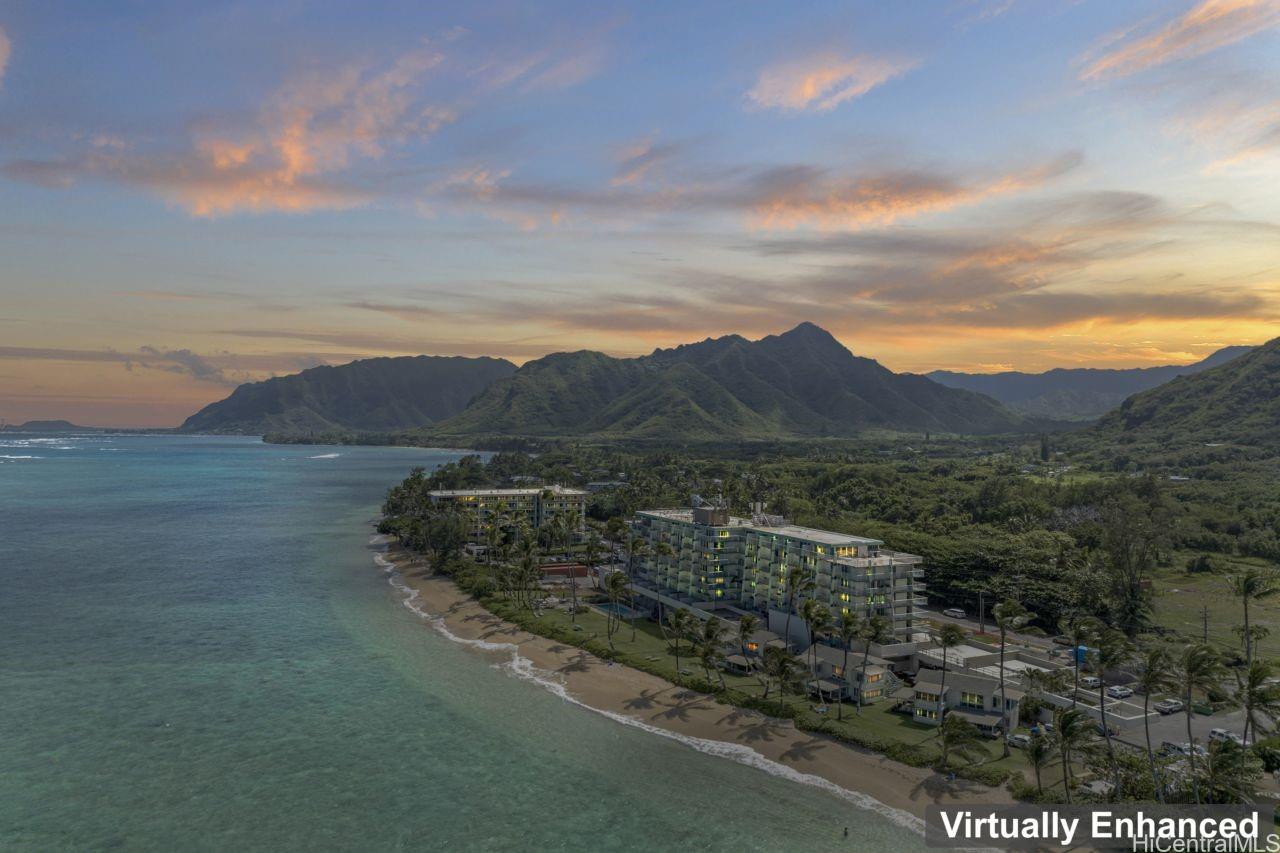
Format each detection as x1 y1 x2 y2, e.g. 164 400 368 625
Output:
372 540 1013 828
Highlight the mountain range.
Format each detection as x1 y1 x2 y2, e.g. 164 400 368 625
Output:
180 355 515 434
927 346 1252 421
428 322 1028 439
1093 336 1279 448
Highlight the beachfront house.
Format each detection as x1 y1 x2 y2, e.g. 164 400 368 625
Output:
910 669 1022 734
427 486 587 540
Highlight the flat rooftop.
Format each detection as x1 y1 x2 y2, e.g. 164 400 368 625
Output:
635 509 882 546
919 644 991 664
429 485 587 497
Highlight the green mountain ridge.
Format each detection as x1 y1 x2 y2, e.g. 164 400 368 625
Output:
1093 337 1279 447
928 346 1253 421
431 322 1031 439
180 355 517 434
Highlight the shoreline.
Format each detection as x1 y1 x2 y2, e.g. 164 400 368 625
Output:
370 536 1013 829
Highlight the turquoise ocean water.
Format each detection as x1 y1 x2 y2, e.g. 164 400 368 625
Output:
0 434 926 851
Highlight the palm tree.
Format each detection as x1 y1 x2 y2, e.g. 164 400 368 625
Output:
1091 624 1133 796
1236 659 1280 746
1177 643 1225 804
761 644 798 700
699 617 729 688
992 599 1030 756
802 599 832 704
737 613 759 661
857 615 891 715
604 570 629 648
1202 740 1264 804
1229 568 1280 668
936 623 967 720
1053 707 1094 803
1026 735 1053 796
651 540 675 625
782 566 815 652
667 608 694 674
836 612 858 720
937 714 986 770
1065 616 1095 708
1135 644 1177 802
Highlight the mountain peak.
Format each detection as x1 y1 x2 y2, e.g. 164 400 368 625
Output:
780 321 836 340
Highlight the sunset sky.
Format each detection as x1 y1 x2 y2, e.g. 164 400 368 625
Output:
2 1 1279 426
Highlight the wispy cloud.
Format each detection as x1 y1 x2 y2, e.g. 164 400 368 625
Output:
0 27 11 89
5 41 454 216
1077 0 1280 82
746 53 917 112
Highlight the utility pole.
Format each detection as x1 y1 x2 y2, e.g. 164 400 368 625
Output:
978 590 986 635
1201 605 1210 644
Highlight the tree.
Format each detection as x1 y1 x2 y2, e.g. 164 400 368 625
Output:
1091 623 1134 796
737 612 759 662
937 715 986 770
1176 643 1226 804
992 599 1031 756
1228 568 1280 669
836 613 858 720
936 623 967 720
699 617 728 689
1026 735 1053 796
1235 659 1280 746
1053 707 1094 804
1202 740 1264 804
801 599 832 705
761 645 798 700
1135 645 1177 802
782 566 815 651
1064 616 1096 708
857 615 891 716
667 608 694 674
604 570 629 648
1100 492 1165 635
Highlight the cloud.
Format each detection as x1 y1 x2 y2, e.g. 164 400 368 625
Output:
4 41 454 216
611 137 684 186
136 346 233 385
744 152 1082 230
1078 0 1280 82
747 53 917 112
0 27 10 89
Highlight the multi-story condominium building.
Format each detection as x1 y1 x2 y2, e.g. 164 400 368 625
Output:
629 503 926 637
427 486 587 538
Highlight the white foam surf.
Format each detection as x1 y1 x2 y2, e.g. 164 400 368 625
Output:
309 453 342 459
371 543 926 836
0 455 41 459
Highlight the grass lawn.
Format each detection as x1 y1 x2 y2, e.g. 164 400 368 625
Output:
1150 552 1280 657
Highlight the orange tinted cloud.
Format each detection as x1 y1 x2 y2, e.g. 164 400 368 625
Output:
750 153 1081 231
1078 0 1280 81
747 53 916 112
0 27 10 89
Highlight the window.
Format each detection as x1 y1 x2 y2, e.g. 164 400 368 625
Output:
914 708 938 721
961 691 984 709
915 691 941 703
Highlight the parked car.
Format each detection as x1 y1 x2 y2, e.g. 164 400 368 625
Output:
1209 728 1245 746
942 607 965 619
1006 733 1032 749
1096 722 1120 737
1051 634 1073 646
1153 699 1184 715
1106 685 1134 699
1081 676 1101 689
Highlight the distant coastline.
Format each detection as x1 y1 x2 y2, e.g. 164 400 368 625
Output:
370 536 1012 824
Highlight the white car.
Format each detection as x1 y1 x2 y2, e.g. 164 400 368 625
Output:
1081 676 1101 689
1209 728 1244 746
1106 685 1134 699
1153 698 1183 715
942 607 965 619
1006 733 1032 749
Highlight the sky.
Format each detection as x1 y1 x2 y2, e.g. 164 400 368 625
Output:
1 0 1279 427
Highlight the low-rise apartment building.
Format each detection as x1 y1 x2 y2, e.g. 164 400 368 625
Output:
629 502 926 638
911 668 1023 734
428 486 587 538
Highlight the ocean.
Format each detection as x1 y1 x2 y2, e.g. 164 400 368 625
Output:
0 433 926 851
